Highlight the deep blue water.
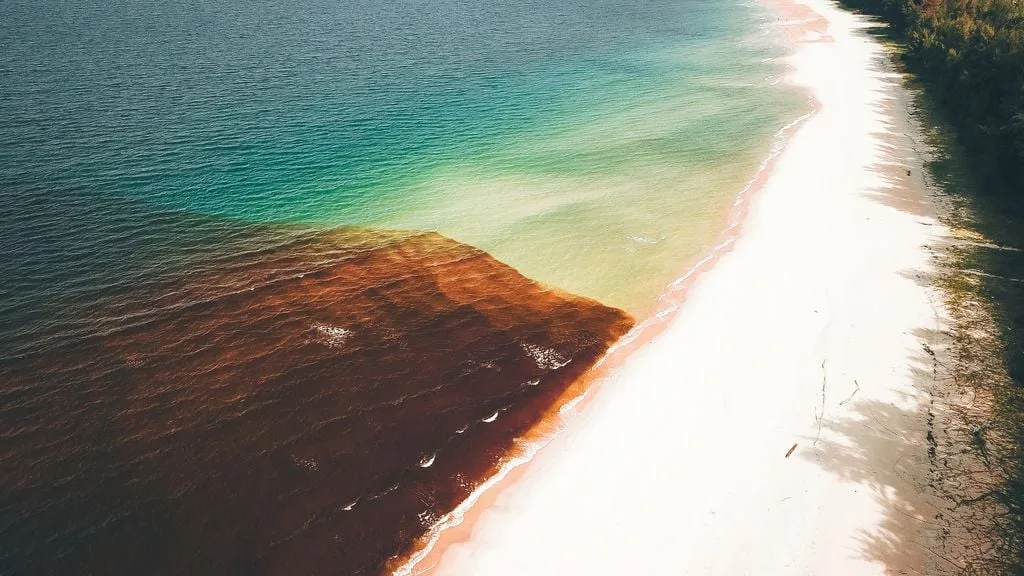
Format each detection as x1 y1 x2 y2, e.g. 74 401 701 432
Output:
0 0 802 573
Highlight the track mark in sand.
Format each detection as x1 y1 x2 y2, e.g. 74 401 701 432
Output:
814 358 827 446
839 379 860 406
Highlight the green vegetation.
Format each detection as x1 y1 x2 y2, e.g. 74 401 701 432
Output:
846 0 1024 197
836 0 1024 570
932 169 1024 574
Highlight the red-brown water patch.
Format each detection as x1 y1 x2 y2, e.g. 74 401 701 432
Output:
0 228 632 575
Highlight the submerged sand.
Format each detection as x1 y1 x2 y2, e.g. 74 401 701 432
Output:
395 0 962 573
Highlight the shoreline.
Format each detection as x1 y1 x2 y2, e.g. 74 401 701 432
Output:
392 0 960 573
390 74 816 576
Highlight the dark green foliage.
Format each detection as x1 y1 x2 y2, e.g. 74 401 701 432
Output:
846 0 1024 195
838 0 1024 570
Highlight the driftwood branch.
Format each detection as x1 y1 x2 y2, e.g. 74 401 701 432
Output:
839 379 861 406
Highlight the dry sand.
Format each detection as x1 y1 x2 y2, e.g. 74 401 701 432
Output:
395 0 958 573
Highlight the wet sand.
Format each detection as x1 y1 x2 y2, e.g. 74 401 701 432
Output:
394 0 959 573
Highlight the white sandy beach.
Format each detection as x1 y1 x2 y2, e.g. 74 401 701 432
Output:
398 0 956 573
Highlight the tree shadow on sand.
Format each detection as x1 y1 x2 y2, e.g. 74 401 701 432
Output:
803 338 1007 575
797 16 1022 574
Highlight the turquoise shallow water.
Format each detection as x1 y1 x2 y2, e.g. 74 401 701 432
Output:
1 0 804 318
0 0 807 573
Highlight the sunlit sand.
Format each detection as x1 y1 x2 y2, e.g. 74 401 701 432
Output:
396 0 954 573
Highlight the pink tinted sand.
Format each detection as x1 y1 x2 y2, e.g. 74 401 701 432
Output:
389 85 814 576
392 0 954 574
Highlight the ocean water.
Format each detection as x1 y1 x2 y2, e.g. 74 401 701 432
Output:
0 0 805 573
1 0 804 318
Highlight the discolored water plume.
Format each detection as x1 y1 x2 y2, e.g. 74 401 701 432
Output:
0 228 633 575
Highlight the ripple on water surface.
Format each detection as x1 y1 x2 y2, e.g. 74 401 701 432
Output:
0 227 632 575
